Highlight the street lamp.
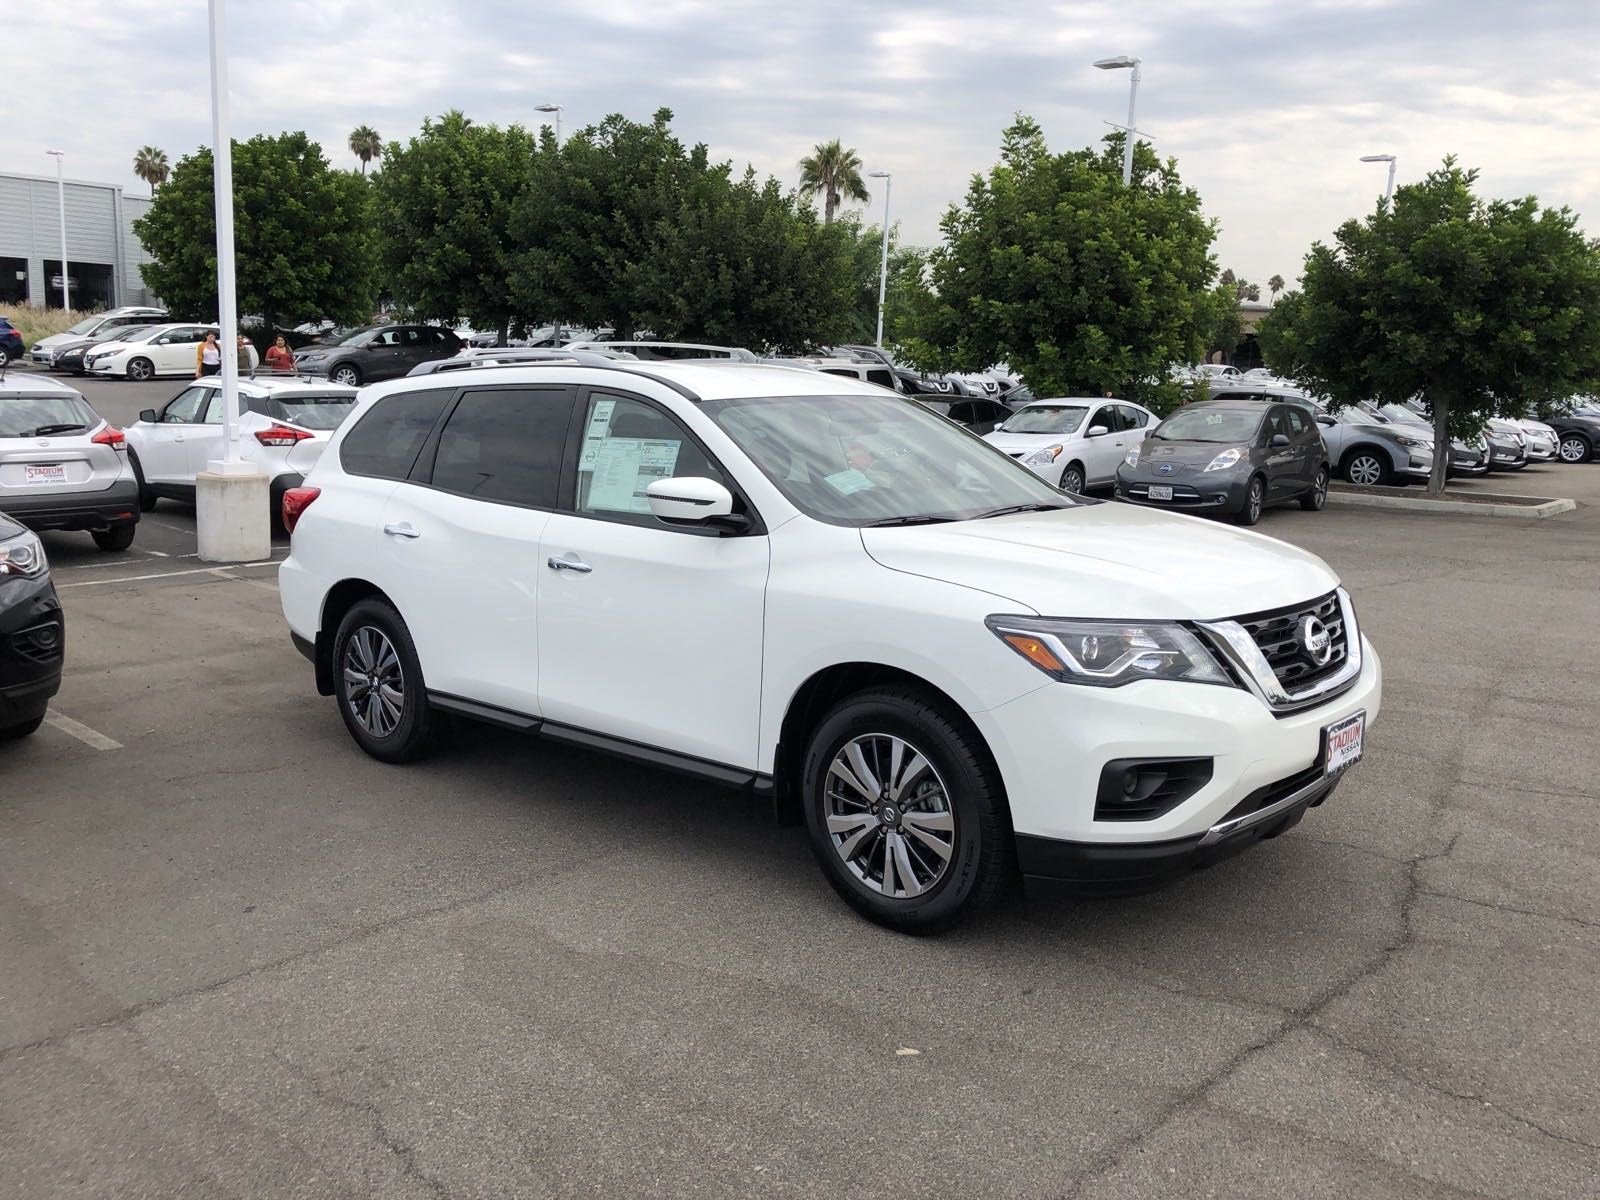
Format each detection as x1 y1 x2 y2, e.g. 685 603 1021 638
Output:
1094 55 1142 186
534 103 563 144
867 171 892 348
45 150 68 310
1360 154 1397 203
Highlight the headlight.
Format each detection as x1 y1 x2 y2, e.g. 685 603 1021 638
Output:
1026 444 1064 466
1204 447 1244 472
986 615 1231 688
1124 444 1141 467
1395 434 1429 448
0 530 47 578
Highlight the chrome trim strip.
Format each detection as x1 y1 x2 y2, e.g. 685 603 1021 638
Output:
1198 772 1334 847
1198 588 1362 713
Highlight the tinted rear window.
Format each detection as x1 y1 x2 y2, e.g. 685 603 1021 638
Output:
0 395 95 437
339 388 454 480
427 387 573 508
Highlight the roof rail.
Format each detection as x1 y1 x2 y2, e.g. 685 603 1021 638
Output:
407 348 626 376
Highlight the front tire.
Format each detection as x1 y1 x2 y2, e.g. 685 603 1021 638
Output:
127 357 154 382
1299 465 1329 511
331 364 362 388
1058 462 1086 494
801 688 1012 934
1558 433 1590 463
332 598 437 763
1341 449 1390 486
92 523 137 552
1234 475 1266 526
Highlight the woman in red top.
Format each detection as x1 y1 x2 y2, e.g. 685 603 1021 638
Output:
265 335 295 373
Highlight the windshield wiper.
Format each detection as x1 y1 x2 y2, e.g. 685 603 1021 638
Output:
33 423 87 437
971 502 1070 520
864 514 959 527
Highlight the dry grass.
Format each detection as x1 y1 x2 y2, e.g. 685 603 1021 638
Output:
0 303 96 348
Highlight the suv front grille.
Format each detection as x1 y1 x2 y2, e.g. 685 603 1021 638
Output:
1234 592 1349 691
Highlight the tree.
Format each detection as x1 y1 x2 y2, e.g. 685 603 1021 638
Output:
1267 273 1285 303
1258 158 1600 494
513 109 860 352
907 120 1228 412
132 147 169 196
1241 281 1261 302
348 125 381 174
133 132 376 329
798 139 870 224
372 111 536 345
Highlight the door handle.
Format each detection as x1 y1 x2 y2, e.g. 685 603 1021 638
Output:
547 554 592 574
383 522 420 539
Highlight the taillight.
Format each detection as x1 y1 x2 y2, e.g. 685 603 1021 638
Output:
92 426 127 451
255 425 314 447
281 486 320 534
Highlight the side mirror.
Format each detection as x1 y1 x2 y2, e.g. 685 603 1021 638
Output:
138 408 157 424
1270 433 1292 448
646 477 744 530
1316 415 1335 427
1086 424 1109 438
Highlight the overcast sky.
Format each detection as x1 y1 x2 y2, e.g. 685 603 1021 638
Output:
8 0 1598 288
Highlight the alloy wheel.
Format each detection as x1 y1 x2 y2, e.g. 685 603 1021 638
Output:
342 626 405 738
824 733 956 899
332 367 360 387
1559 436 1589 463
1060 466 1085 493
129 359 153 381
1247 480 1263 521
1348 455 1382 486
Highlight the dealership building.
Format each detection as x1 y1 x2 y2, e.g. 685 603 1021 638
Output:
0 170 157 311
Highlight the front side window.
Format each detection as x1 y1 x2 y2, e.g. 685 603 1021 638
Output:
703 393 1074 526
573 393 731 527
162 387 209 423
429 387 573 507
340 388 454 480
996 404 1090 435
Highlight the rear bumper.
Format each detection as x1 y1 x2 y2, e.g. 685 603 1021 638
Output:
1 479 141 532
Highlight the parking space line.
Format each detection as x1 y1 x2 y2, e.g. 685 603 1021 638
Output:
44 710 123 751
209 568 279 594
57 559 285 588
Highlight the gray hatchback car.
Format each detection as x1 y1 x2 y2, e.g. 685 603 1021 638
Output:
0 373 140 551
1116 399 1330 525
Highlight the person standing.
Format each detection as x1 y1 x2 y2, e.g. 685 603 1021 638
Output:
196 331 221 378
265 335 294 373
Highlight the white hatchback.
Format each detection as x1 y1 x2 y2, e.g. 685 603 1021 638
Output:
279 362 1380 931
125 376 357 520
983 398 1158 493
85 324 260 381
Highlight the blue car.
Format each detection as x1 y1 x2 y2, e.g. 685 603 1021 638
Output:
0 317 24 368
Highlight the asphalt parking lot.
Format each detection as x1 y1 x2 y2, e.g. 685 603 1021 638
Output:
3 372 1598 1198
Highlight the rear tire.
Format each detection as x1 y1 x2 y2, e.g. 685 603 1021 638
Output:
1299 465 1329 511
92 524 137 552
332 598 438 763
802 687 1013 934
1234 476 1266 526
0 348 10 368
0 715 44 740
127 357 154 382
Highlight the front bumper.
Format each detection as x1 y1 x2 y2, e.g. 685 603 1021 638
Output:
1 478 141 533
971 635 1382 892
0 574 63 727
28 348 56 366
1115 466 1250 512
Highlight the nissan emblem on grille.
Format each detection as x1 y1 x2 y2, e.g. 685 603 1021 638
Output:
1298 615 1333 666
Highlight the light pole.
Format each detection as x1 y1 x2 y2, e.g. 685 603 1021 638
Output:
535 103 563 144
868 171 892 348
1094 55 1142 186
45 151 68 310
1360 154 1397 203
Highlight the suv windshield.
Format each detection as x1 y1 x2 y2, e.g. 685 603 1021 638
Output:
65 318 102 336
997 404 1089 434
0 395 95 437
262 393 357 430
1154 408 1263 443
325 326 379 347
704 394 1076 526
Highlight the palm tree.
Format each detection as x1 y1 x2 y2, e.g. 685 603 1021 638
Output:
1267 274 1285 303
132 147 170 197
798 139 870 223
349 125 382 174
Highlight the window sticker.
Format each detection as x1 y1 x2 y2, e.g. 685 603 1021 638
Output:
822 467 875 495
578 399 618 472
588 437 682 513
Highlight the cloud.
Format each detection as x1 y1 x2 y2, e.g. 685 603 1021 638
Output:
4 0 1595 292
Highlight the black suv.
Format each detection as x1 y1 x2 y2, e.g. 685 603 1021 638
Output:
1544 402 1600 463
0 511 63 740
292 324 462 387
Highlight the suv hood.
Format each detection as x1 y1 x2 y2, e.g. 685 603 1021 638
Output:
861 502 1337 621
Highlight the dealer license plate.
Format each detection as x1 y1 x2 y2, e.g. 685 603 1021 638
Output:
25 464 67 485
1324 711 1365 776
1147 484 1174 501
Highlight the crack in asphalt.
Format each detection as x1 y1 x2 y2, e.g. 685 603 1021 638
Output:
1414 886 1600 933
271 1053 452 1199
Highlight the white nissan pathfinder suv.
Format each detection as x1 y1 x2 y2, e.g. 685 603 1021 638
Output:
278 360 1380 932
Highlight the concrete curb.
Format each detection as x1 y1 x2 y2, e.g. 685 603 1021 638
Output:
1327 489 1577 519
